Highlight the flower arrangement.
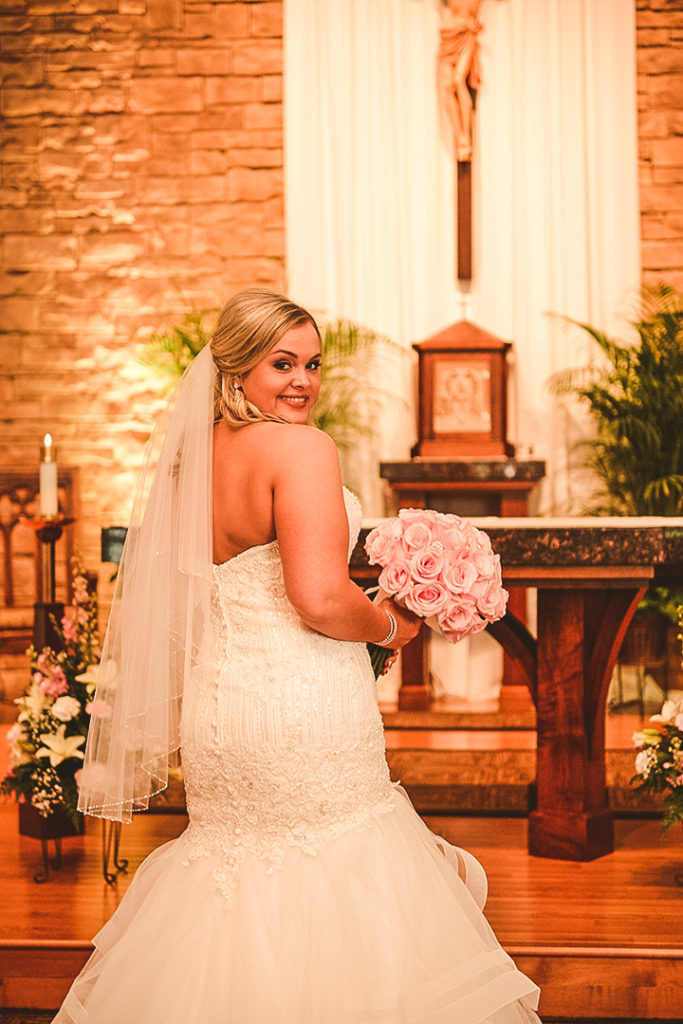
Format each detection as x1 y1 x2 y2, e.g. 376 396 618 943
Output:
365 508 508 676
1 563 101 826
632 694 683 833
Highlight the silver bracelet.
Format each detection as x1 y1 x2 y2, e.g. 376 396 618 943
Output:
378 610 398 647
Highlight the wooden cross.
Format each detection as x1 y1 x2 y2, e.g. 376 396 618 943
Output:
457 161 472 281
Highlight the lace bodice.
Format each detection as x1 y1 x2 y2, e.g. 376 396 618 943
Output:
179 488 395 900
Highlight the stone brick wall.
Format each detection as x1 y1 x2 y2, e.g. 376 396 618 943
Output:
637 0 683 291
1 0 285 579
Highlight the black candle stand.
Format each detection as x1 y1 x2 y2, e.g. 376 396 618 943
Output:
21 514 75 651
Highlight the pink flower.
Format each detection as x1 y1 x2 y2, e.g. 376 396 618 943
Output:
36 652 51 673
73 575 89 604
441 554 478 595
400 521 432 554
409 544 446 582
470 577 508 620
469 548 499 580
378 561 411 599
42 666 68 698
61 616 78 644
77 607 89 626
439 599 486 643
675 713 683 731
403 582 450 618
86 699 111 719
365 519 403 566
397 507 434 524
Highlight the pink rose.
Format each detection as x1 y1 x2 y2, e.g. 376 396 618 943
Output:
469 548 499 580
86 699 111 719
397 507 434 524
400 521 432 554
409 544 446 582
365 519 403 566
470 578 508 620
441 555 478 595
439 598 485 643
42 666 68 698
378 561 411 599
404 581 449 618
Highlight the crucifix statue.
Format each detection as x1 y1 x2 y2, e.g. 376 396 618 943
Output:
438 0 483 281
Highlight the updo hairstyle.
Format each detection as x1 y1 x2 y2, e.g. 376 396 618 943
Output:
211 287 320 427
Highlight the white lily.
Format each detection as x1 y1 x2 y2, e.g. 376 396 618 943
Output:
77 661 117 695
16 681 50 723
75 663 100 689
36 725 86 767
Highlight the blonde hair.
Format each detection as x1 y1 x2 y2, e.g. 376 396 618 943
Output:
210 287 320 426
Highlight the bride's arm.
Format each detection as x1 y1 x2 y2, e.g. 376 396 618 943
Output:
271 426 418 647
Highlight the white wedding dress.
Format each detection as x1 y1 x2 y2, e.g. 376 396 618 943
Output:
54 490 541 1024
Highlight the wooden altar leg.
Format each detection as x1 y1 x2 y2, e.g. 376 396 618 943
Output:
398 630 431 710
529 586 644 861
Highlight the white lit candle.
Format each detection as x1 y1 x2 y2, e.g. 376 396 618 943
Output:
39 433 58 518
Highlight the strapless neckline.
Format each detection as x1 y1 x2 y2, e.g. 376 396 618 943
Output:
213 539 278 572
212 487 362 571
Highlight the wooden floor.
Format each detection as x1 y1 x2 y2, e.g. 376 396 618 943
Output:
1 704 683 1020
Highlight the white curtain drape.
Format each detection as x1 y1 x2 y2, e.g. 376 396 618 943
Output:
284 0 640 516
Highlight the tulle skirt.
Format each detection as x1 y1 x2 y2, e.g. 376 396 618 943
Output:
53 789 540 1024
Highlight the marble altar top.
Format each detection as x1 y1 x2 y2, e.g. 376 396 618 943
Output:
354 517 683 573
379 459 546 483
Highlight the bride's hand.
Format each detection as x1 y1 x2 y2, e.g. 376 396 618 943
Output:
377 598 421 650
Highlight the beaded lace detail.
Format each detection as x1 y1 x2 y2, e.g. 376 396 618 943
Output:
179 488 395 901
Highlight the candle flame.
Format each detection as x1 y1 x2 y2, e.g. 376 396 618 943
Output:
44 433 53 447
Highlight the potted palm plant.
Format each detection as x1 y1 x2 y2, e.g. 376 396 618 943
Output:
554 284 683 678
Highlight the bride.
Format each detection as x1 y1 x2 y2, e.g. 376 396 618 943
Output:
53 288 541 1023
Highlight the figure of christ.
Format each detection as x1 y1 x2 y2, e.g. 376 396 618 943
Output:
439 0 482 162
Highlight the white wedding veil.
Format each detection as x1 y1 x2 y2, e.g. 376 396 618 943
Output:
78 344 216 822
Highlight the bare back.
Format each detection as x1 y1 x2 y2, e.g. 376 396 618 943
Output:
212 420 279 564
212 419 349 574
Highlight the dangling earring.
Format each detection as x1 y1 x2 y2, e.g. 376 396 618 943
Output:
232 378 242 394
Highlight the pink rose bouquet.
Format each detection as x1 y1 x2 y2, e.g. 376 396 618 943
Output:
365 508 508 677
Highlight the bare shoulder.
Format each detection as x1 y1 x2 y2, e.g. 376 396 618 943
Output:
242 422 338 472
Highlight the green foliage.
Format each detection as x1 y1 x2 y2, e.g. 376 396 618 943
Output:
139 308 217 391
555 284 683 517
554 285 683 621
311 319 403 451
